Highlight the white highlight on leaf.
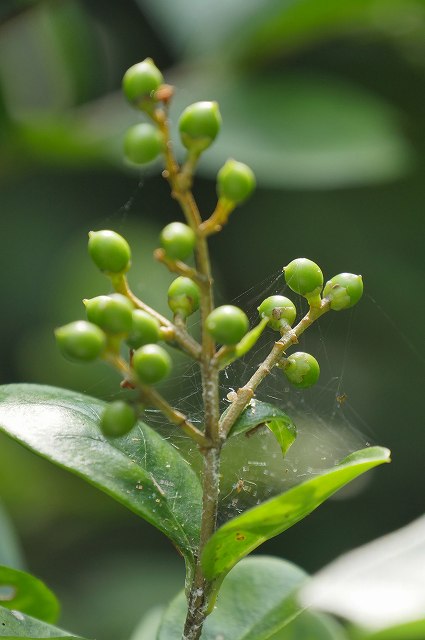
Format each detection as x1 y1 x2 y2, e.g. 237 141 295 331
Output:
300 514 425 630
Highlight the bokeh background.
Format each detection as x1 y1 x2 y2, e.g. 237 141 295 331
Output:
0 1 424 638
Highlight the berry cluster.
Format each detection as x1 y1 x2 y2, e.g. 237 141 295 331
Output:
55 58 363 443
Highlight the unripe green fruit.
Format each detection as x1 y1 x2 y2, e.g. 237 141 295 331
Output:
323 273 363 311
168 277 200 317
122 58 163 104
206 305 249 345
55 320 106 362
132 344 172 384
100 401 137 438
280 352 320 389
284 258 324 299
217 159 256 204
88 230 131 274
124 123 164 164
258 295 296 331
84 294 133 334
126 310 161 349
160 222 196 260
178 101 221 152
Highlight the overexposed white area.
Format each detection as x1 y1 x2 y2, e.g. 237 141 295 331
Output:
300 514 425 630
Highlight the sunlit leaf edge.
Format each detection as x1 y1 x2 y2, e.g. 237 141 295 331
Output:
0 565 59 624
202 446 390 579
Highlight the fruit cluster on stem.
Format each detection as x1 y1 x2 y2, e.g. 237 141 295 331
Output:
54 58 364 640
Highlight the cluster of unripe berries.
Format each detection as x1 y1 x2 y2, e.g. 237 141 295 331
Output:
55 58 364 439
122 58 255 207
55 227 363 433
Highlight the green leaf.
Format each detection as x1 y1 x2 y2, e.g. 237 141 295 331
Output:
271 610 349 639
355 618 425 640
128 607 164 640
226 399 296 457
0 566 59 624
158 556 307 640
202 447 390 580
0 384 202 570
4 70 410 188
0 504 24 570
136 0 425 61
0 604 86 639
169 72 410 188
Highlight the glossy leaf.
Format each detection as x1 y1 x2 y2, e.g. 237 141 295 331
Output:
0 604 85 639
0 566 59 624
158 556 306 640
0 384 202 569
0 504 24 570
202 447 390 580
227 399 296 457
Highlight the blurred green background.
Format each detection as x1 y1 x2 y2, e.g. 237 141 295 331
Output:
1 1 424 638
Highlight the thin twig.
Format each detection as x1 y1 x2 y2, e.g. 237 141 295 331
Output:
113 275 202 361
219 300 331 438
154 248 207 286
104 353 209 447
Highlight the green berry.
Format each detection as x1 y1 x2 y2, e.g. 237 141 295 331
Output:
284 258 324 300
217 159 256 204
160 222 196 261
178 101 221 153
84 294 133 334
55 320 106 362
323 273 363 311
280 352 320 389
100 401 137 438
122 58 163 104
206 305 249 345
126 310 161 349
124 123 164 165
168 277 200 317
88 230 131 274
258 295 296 331
132 344 172 384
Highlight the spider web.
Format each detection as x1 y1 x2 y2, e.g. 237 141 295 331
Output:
129 268 374 526
90 183 376 526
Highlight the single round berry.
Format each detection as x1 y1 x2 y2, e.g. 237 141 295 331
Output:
124 123 164 165
84 294 133 334
206 305 249 345
160 222 196 261
100 401 137 438
323 273 363 311
258 295 296 331
55 320 106 362
168 277 200 317
122 58 163 104
284 258 324 299
126 310 161 349
132 344 172 384
88 230 131 274
280 352 320 389
178 101 221 152
217 159 256 204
